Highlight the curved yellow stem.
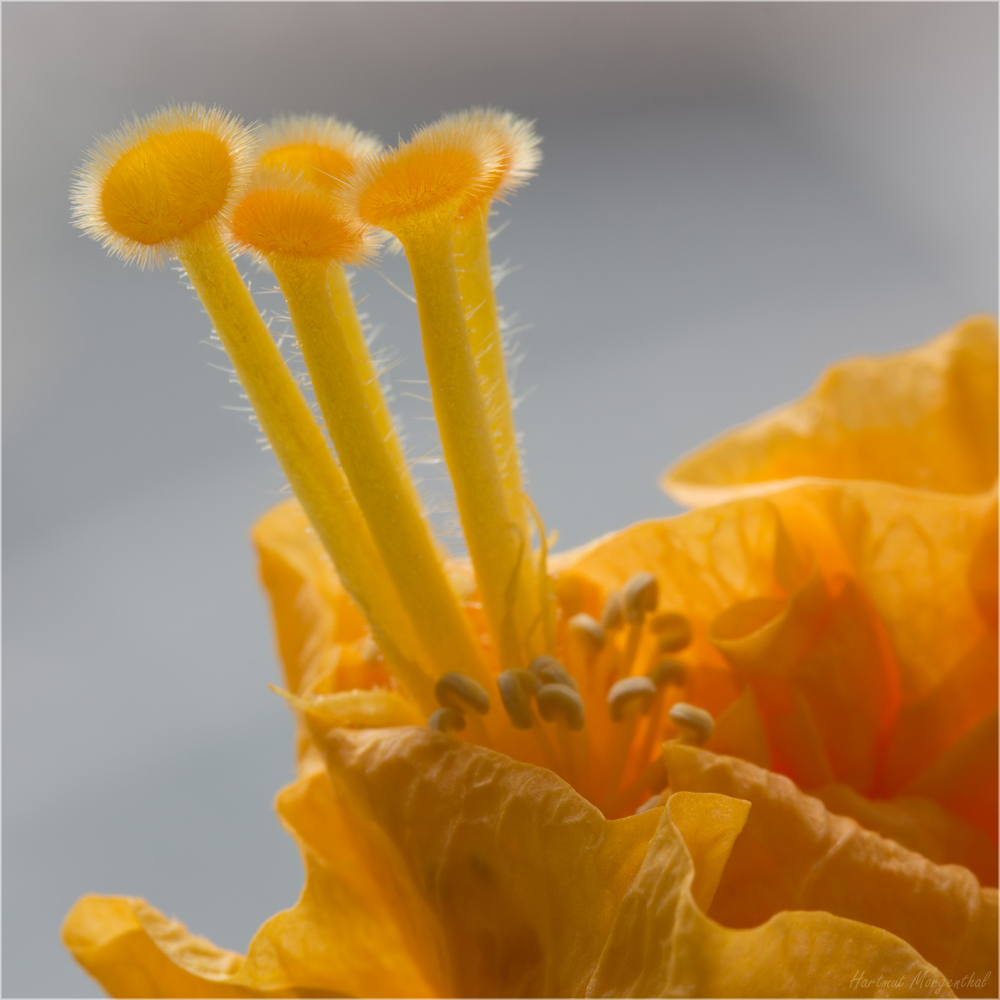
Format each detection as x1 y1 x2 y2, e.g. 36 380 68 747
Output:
325 263 412 489
270 255 490 688
175 235 435 712
398 219 531 672
453 205 526 530
454 205 545 659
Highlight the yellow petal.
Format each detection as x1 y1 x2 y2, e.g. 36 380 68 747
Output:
662 315 998 506
316 726 663 997
61 895 269 998
767 484 998 830
814 783 997 888
566 480 997 852
767 483 997 708
235 766 449 997
589 787 950 998
709 564 896 794
252 500 369 696
968 499 998 629
705 687 772 769
665 744 998 997
274 686 424 729
903 709 999 845
64 739 957 1000
666 790 750 913
314 728 950 997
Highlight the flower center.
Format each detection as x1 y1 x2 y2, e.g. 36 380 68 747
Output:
414 570 712 818
78 106 717 820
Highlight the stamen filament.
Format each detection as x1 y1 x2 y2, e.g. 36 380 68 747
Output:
175 235 436 712
325 263 412 486
635 694 667 777
621 620 645 675
553 723 581 788
606 756 668 817
400 219 531 671
620 572 659 675
523 491 555 654
635 661 687 768
269 254 491 688
603 675 657 802
603 710 644 802
528 704 562 771
453 203 528 544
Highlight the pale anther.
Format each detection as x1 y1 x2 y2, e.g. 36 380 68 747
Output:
668 702 714 745
435 671 490 715
427 706 466 733
647 658 687 689
497 668 538 730
649 611 692 652
608 675 658 721
600 590 625 631
623 572 659 622
528 655 579 692
536 683 585 730
568 612 605 651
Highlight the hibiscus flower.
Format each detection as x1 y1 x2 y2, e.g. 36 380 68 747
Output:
63 104 996 998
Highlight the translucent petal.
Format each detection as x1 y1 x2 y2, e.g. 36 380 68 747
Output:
253 500 371 695
664 744 998 998
813 784 997 888
235 766 449 997
61 895 267 998
317 726 663 997
588 788 951 998
662 316 998 506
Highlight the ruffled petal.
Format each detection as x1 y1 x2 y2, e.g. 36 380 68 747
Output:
587 789 950 998
61 895 271 998
664 744 998 998
311 727 951 998
317 726 663 997
66 739 950 999
665 790 750 913
662 316 998 506
62 761 453 998
235 765 450 997
767 484 996 712
764 484 998 837
903 709 999 845
813 784 997 888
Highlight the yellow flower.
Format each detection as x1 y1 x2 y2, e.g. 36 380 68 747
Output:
63 105 996 998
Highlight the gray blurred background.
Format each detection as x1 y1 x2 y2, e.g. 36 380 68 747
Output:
3 3 996 996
